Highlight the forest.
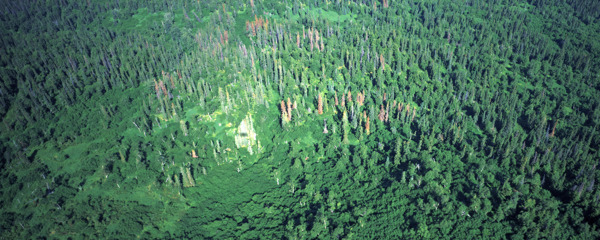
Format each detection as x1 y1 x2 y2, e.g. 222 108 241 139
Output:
1 0 600 238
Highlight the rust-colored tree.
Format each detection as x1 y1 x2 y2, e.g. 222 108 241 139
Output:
385 101 390 122
335 91 339 106
315 30 321 51
318 94 323 115
397 102 403 119
378 104 385 121
159 80 168 97
281 100 289 122
356 91 365 106
366 116 371 135
309 28 314 52
154 79 161 99
320 36 324 51
347 90 352 103
343 110 349 144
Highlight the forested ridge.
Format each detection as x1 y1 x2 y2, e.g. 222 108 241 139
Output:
1 0 599 238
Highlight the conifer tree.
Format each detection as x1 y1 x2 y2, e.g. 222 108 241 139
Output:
318 93 323 115
366 116 371 135
343 110 349 144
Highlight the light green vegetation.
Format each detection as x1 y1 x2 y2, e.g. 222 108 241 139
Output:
1 0 600 239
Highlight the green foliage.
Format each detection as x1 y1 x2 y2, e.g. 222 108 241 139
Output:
1 0 600 239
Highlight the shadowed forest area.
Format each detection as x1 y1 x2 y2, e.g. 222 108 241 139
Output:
1 0 600 238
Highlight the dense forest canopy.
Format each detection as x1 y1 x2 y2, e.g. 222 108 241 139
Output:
1 0 599 238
